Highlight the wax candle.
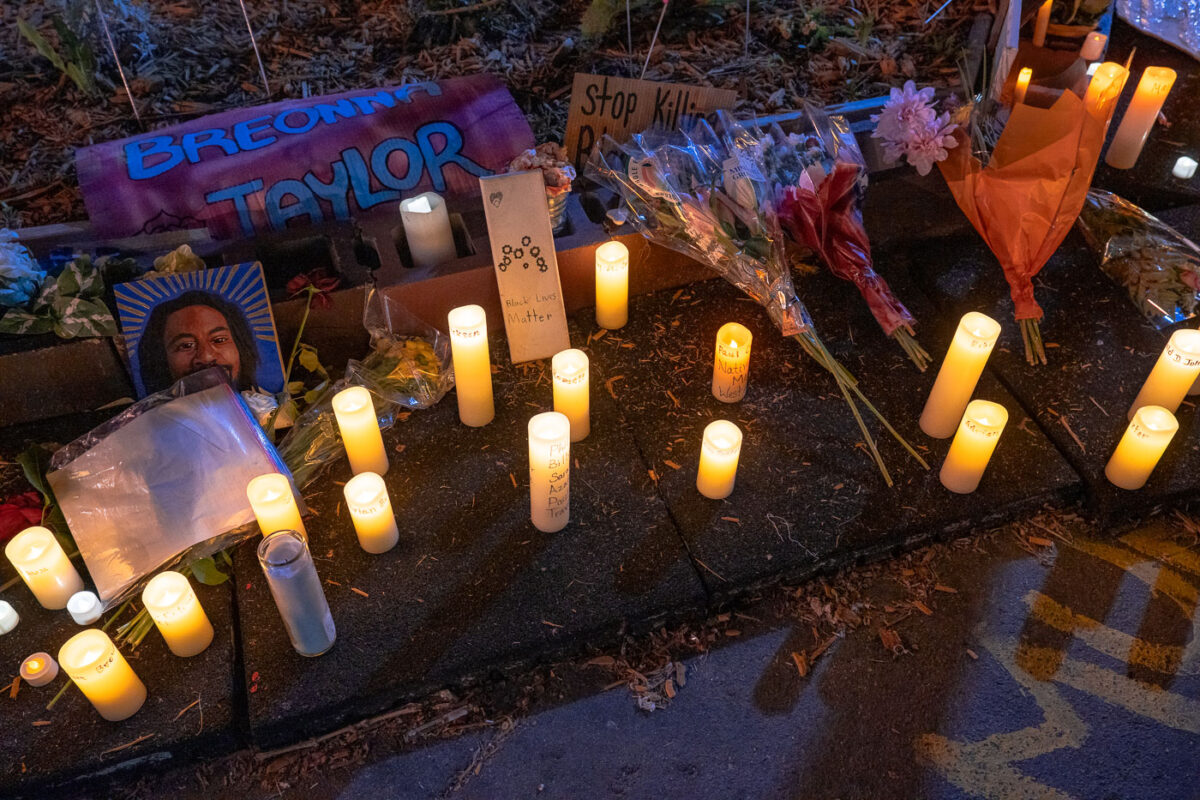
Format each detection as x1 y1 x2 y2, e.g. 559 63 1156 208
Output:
1105 405 1178 490
5 526 84 610
1106 67 1176 169
1084 62 1129 115
143 571 214 658
696 420 743 500
1080 31 1107 60
246 473 307 539
448 304 495 427
1032 0 1051 47
1127 329 1200 418
1014 67 1032 104
0 600 18 635
67 591 102 625
712 322 752 403
939 400 1008 494
257 530 336 657
919 312 1002 439
400 192 457 270
343 472 399 554
595 241 630 330
332 386 389 475
552 349 590 442
1086 62 1100 76
59 630 147 721
529 412 570 533
21 652 58 687
1174 157 1198 180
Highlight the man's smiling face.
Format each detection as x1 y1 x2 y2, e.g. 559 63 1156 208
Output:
163 304 242 383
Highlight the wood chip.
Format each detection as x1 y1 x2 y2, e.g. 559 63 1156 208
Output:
101 733 154 755
791 651 809 678
879 628 902 653
350 587 370 598
912 600 933 616
720 516 740 523
1029 536 1054 547
542 620 562 628
585 655 615 667
605 375 624 400
663 679 676 699
9 675 19 700
663 459 682 470
1059 416 1086 453
966 648 979 660
32 720 51 727
509 472 517 488
934 584 958 593
173 698 200 721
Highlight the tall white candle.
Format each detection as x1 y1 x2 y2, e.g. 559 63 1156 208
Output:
67 591 102 625
143 571 214 658
696 420 743 500
448 304 495 427
1106 67 1176 169
1105 405 1178 490
552 349 590 442
5 526 83 610
0 600 18 635
400 192 458 270
919 312 1002 439
247 473 307 539
332 386 389 475
1128 330 1200 418
529 412 570 533
939 400 1008 494
343 472 399 554
59 630 147 721
1080 31 1107 61
1032 0 1052 47
595 241 630 330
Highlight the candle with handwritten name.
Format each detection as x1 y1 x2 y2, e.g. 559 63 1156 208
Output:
939 400 1008 494
5 526 84 610
1105 405 1178 490
343 472 399 554
448 304 495 427
1106 67 1176 169
60 629 147 721
712 322 752 403
1128 329 1200 418
143 571 214 658
529 412 570 532
920 312 1001 439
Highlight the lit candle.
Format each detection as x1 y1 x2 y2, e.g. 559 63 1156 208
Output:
20 652 58 687
696 420 743 500
332 386 389 475
67 591 102 625
712 322 752 403
1014 67 1032 104
1032 0 1051 47
1106 67 1176 169
1174 157 1198 180
1084 62 1129 116
595 241 630 330
529 412 570 533
939 400 1008 494
1086 62 1100 76
342 472 399 554
4 526 84 610
919 312 1002 439
1105 405 1178 490
247 473 307 539
1127 329 1200 418
142 571 214 658
399 192 457 270
0 600 18 635
59 629 147 721
448 304 495 427
552 349 590 442
1080 31 1107 61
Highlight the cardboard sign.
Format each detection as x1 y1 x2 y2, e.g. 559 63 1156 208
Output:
77 75 534 239
479 170 570 363
564 73 737 169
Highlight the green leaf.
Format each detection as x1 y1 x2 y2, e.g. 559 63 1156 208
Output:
297 345 325 376
0 310 54 335
17 19 68 75
189 556 230 586
286 381 306 396
52 297 116 339
16 444 54 498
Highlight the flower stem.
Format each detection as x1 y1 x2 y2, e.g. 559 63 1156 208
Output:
266 288 316 437
1020 318 1047 365
893 328 931 372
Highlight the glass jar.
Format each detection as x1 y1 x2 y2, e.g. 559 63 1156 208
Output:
257 530 336 657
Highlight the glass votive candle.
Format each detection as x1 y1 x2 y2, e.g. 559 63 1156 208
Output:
20 652 58 687
343 472 400 554
67 591 102 625
5 526 84 609
143 571 214 657
257 530 336 657
59 630 147 721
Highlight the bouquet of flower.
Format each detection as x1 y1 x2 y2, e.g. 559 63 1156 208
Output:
587 121 927 485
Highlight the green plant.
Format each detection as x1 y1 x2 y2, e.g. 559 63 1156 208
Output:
17 15 98 96
0 256 117 339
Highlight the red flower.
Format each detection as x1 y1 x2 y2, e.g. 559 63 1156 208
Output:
287 269 341 309
0 491 43 542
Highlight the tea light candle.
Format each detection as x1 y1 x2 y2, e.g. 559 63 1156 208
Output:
919 312 1002 439
595 241 630 330
1174 156 1198 180
1080 31 1107 61
1106 67 1177 169
529 412 570 533
1032 0 1051 47
343 472 399 554
143 571 214 658
448 304 495 427
20 653 58 687
4 526 84 610
552 349 590 442
696 420 743 500
1105 405 1178 490
712 322 752 403
67 591 102 625
939 400 1008 494
59 629 147 721
1128 329 1200 418
332 386 389 475
400 192 457 270
1014 67 1032 104
0 600 18 635
247 473 307 539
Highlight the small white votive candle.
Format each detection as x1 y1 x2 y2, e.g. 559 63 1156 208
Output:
696 420 743 500
1086 62 1101 76
0 600 19 634
1080 32 1107 61
1173 156 1197 180
552 349 590 442
247 473 307 539
400 192 458 270
343 472 399 554
529 412 571 533
5 526 84 610
332 386 389 476
21 652 58 687
60 629 147 721
67 591 102 625
143 571 214 658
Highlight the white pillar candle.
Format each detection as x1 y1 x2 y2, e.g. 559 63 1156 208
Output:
528 412 570 533
1174 157 1198 180
712 322 752 403
400 192 457 270
332 386 389 475
595 241 630 330
59 629 147 721
67 591 102 625
0 600 18 634
1084 62 1129 115
1014 67 1032 104
4 526 84 610
448 304 495 427
247 473 307 539
1128 329 1200 418
1086 61 1100 76
939 400 1008 494
1105 405 1178 490
343 472 399 554
919 312 1002 439
20 652 58 687
552 349 590 442
1032 0 1052 47
1106 67 1176 169
696 420 743 500
1080 31 1107 61
143 571 214 658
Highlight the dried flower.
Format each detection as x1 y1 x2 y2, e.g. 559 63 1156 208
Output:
287 268 341 309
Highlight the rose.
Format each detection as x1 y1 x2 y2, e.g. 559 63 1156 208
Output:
0 491 43 542
286 269 341 310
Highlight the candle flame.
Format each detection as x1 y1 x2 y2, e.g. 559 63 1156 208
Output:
81 647 104 665
728 339 738 351
27 658 41 672
408 195 433 214
25 543 47 560
262 489 282 503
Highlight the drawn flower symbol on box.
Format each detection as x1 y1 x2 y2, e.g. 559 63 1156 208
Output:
502 244 513 255
514 247 524 259
537 256 548 273
521 236 532 247
530 246 541 258
499 255 512 272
